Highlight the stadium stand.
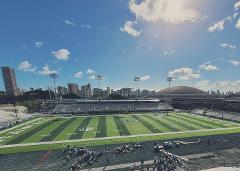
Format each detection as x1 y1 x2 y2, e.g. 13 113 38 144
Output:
191 108 240 122
52 100 173 114
0 109 32 130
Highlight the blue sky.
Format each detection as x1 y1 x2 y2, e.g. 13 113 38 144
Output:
0 0 240 92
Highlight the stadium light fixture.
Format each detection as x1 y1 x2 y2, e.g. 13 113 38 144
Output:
167 76 173 87
95 74 103 100
134 76 140 89
50 73 58 98
95 74 103 89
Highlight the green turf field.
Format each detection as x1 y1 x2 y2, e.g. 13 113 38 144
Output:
1 112 240 154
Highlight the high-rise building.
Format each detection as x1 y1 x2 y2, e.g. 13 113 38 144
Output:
92 88 103 98
1 66 19 96
67 83 79 95
106 87 111 96
118 88 133 97
80 83 92 98
57 86 68 96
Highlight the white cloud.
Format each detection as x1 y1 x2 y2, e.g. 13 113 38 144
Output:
18 61 36 72
64 20 75 25
74 71 83 78
89 75 107 80
236 19 240 30
39 64 58 75
207 20 225 32
207 16 231 32
35 41 43 48
89 75 96 80
140 75 150 81
199 64 219 71
220 43 236 49
195 80 210 88
21 45 28 50
163 49 175 56
229 60 240 66
233 12 238 18
153 33 159 38
79 24 91 29
196 80 240 92
52 49 70 61
129 0 201 24
234 1 240 11
136 46 141 52
86 69 95 75
120 20 141 37
168 67 200 80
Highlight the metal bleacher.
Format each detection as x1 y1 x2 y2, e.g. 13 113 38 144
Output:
52 100 173 114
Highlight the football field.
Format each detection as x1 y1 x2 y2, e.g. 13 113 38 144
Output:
1 112 240 154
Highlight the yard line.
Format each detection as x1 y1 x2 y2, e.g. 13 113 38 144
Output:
5 119 58 145
54 117 83 141
168 116 204 130
96 116 107 138
173 114 214 129
124 115 151 134
69 117 92 139
39 118 76 142
82 116 99 139
106 116 119 137
23 119 65 143
183 113 229 128
2 126 240 148
144 115 180 132
164 117 198 130
113 116 130 136
0 117 41 135
132 115 161 133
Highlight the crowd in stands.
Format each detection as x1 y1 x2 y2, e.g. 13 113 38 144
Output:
53 102 173 114
191 108 240 122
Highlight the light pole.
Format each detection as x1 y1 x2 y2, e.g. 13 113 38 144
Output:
134 76 141 97
167 76 173 87
134 76 140 95
50 73 58 98
95 74 103 89
95 74 103 100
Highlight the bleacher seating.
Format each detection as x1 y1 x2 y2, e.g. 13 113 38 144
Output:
0 110 32 130
52 100 173 114
191 108 240 122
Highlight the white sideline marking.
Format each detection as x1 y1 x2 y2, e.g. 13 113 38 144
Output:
1 126 240 148
0 118 42 135
34 112 166 118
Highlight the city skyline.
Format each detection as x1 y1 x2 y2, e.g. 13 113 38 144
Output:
1 0 240 92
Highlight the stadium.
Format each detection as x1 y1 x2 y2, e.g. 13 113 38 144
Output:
1 86 240 171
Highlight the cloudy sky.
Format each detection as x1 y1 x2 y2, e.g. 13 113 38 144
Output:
0 0 240 92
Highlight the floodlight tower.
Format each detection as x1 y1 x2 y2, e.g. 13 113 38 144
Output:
95 74 103 100
95 74 103 89
134 76 140 96
167 76 173 87
134 76 140 90
50 73 58 98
